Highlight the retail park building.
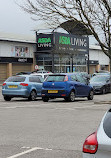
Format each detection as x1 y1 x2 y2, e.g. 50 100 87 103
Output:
0 32 110 83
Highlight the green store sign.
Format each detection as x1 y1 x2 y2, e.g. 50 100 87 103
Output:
59 36 70 45
38 38 51 43
59 35 87 47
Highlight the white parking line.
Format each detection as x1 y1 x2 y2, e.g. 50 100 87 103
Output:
7 147 52 158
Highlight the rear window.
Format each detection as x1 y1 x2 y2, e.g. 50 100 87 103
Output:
6 76 26 82
46 75 65 82
29 76 42 83
103 112 111 138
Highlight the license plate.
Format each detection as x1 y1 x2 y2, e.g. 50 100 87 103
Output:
8 85 18 88
48 90 58 93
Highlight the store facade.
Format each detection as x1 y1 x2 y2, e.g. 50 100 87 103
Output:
0 40 35 83
0 32 110 83
35 32 89 73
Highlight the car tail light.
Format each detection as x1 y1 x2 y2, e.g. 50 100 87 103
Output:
2 83 6 86
20 83 28 86
64 75 68 82
61 94 66 96
83 132 98 154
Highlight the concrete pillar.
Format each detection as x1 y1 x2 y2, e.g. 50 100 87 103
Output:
31 63 34 72
31 53 36 72
7 63 12 78
108 64 110 72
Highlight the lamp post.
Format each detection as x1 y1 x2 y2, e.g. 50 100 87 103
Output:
85 54 89 74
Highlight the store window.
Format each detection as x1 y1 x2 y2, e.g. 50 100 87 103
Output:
36 53 87 73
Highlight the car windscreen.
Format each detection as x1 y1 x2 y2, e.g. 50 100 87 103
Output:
6 76 26 82
90 76 109 83
46 75 65 82
103 112 111 138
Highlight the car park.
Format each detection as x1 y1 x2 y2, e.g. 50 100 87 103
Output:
83 108 111 158
42 73 93 102
2 75 44 101
90 75 111 94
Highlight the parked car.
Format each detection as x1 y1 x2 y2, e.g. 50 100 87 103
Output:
42 73 93 102
32 69 52 74
30 72 52 80
16 72 31 75
92 70 110 76
83 108 111 158
2 75 44 101
37 70 52 73
90 75 111 94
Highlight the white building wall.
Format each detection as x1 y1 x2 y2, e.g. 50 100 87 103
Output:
89 49 109 65
0 41 35 58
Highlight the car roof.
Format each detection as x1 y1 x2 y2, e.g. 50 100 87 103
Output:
48 72 81 76
16 75 42 78
30 72 52 75
93 74 110 77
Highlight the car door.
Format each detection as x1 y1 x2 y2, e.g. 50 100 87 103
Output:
75 75 90 96
29 76 43 96
34 76 43 96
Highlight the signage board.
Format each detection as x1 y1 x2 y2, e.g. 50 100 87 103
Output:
37 34 53 52
0 57 33 63
54 32 89 54
36 32 89 54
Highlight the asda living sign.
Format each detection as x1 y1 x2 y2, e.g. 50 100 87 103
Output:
37 33 89 53
38 37 52 47
59 36 87 47
37 34 53 51
55 32 89 54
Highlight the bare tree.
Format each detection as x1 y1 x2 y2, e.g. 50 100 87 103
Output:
21 0 111 72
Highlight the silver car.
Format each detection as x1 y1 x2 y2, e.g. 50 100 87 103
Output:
83 108 111 158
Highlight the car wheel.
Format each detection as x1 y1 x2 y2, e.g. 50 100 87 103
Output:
69 90 75 102
42 97 49 102
4 96 11 101
88 90 94 100
28 90 37 101
102 87 106 94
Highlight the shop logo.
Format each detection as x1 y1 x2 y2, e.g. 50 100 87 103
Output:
18 58 27 62
38 37 52 47
59 36 87 47
59 36 70 45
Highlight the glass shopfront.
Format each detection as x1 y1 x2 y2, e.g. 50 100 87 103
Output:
36 53 87 73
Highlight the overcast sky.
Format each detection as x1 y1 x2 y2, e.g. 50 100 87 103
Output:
0 0 39 35
0 0 96 44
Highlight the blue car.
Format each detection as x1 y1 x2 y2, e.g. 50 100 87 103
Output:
2 75 44 101
42 73 93 102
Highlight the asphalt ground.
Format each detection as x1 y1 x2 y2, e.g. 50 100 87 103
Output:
0 86 111 158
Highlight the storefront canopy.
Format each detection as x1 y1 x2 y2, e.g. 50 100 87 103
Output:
60 20 92 35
